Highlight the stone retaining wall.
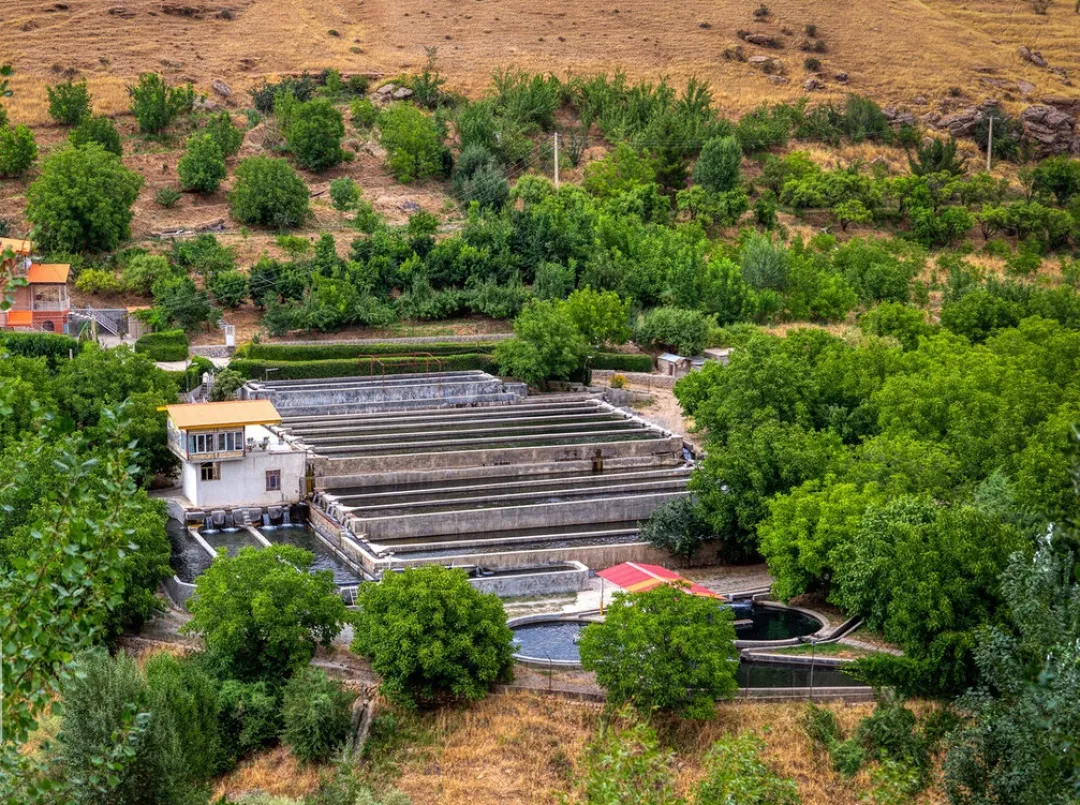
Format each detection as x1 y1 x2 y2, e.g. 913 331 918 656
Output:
592 370 676 390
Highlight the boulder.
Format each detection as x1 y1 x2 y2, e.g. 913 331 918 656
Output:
375 83 396 96
769 75 790 85
391 86 414 100
1018 46 1048 69
742 33 779 47
211 78 232 98
883 107 916 126
803 77 824 91
1020 104 1078 155
835 72 849 84
1017 79 1036 96
937 107 982 137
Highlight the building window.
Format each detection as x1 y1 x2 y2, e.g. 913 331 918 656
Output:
265 470 281 492
42 320 55 332
200 462 220 482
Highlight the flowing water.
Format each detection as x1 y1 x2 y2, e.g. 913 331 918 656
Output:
265 525 363 585
167 518 211 584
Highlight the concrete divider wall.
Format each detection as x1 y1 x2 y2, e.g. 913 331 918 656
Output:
356 490 689 540
163 575 196 608
316 435 684 476
593 370 676 390
470 563 589 598
318 455 679 491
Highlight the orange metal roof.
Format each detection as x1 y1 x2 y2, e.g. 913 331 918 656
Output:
26 264 70 284
0 237 33 256
4 310 33 327
164 400 280 431
597 562 723 599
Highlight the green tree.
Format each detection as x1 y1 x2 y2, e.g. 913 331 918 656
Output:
70 115 123 156
578 585 739 719
494 298 588 385
46 80 92 125
152 275 218 331
285 98 345 171
209 367 246 401
943 541 1080 804
693 135 742 194
858 302 934 350
122 253 175 294
378 103 443 183
26 144 143 252
128 73 194 134
695 732 801 805
329 177 360 211
281 667 355 763
583 143 656 198
635 307 711 355
350 566 515 708
183 545 347 682
639 496 715 559
177 133 227 193
0 123 37 178
230 156 310 228
208 269 248 309
574 717 683 805
564 286 632 346
204 111 244 157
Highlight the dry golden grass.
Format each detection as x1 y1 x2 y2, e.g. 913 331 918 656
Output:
212 745 323 800
378 693 949 805
1 0 1076 129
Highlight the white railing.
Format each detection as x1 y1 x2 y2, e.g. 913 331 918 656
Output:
31 300 69 311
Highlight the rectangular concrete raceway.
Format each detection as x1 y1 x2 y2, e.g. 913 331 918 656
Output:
257 372 695 573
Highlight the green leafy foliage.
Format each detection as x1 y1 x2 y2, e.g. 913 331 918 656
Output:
494 298 588 385
281 667 355 763
128 73 194 134
693 135 742 193
573 717 682 805
635 307 712 354
330 177 360 211
208 269 249 309
378 103 444 183
639 497 716 559
46 80 92 125
0 123 38 177
694 732 801 805
285 98 346 171
133 329 189 361
177 133 227 193
204 111 244 157
26 143 143 252
230 156 311 228
70 115 123 156
578 585 739 719
183 545 347 682
350 566 515 708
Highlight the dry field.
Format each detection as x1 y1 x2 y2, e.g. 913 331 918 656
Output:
1 0 1078 127
212 692 950 804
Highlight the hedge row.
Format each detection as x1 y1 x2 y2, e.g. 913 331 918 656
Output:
236 341 502 362
590 352 655 373
134 329 189 362
230 353 496 380
1 331 78 365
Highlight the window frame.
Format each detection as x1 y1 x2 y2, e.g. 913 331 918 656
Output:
265 469 281 492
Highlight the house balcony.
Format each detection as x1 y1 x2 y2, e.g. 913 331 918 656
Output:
32 299 70 312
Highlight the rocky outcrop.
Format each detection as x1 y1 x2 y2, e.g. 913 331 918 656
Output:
1020 104 1079 155
882 107 916 127
1018 46 1049 69
938 107 982 137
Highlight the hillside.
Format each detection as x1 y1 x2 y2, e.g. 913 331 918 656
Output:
2 0 1078 125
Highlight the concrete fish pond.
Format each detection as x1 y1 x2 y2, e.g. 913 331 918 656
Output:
508 604 865 689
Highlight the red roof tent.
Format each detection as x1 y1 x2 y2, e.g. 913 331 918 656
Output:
597 562 724 599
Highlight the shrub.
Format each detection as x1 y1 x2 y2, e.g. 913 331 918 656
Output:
609 373 626 388
70 115 122 156
973 105 1022 161
378 103 444 183
351 98 377 128
26 143 143 253
172 233 237 277
128 72 194 134
735 104 793 153
801 703 843 750
695 733 801 805
285 98 345 171
636 307 711 354
859 302 933 350
831 739 867 776
183 545 347 682
590 352 654 372
230 156 310 228
281 668 355 763
208 269 249 309
229 354 494 380
494 299 588 385
75 267 124 295
0 331 78 365
351 566 515 708
329 177 360 211
583 143 657 198
178 133 227 193
693 135 742 193
573 719 681 805
47 80 92 125
564 286 633 346
841 94 890 143
741 233 789 290
155 187 182 208
909 138 967 177
238 341 498 360
804 57 821 71
134 329 189 361
461 161 510 210
579 585 739 719
640 496 715 559
248 74 317 114
347 74 370 95
122 253 174 294
152 275 218 331
204 111 244 157
216 679 281 765
533 260 576 300
0 124 38 177
1032 155 1080 205
209 367 246 401
143 652 222 783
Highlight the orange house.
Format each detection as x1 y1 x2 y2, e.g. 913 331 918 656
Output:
0 238 71 333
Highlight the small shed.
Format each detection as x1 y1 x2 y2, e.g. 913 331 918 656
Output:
657 352 692 378
703 347 733 365
597 562 725 599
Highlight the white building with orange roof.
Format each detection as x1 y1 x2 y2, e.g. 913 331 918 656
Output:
0 238 72 333
164 399 308 509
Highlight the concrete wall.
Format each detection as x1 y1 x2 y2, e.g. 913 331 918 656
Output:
182 446 306 509
317 435 684 477
592 370 676 390
355 490 688 540
470 562 589 598
162 575 196 609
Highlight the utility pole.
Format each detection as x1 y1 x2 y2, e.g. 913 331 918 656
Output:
986 116 995 173
553 132 560 190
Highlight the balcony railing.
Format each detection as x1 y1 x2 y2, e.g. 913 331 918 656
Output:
32 299 70 312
